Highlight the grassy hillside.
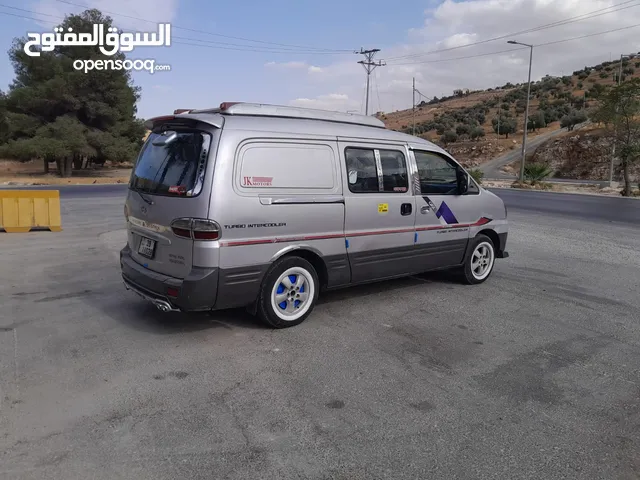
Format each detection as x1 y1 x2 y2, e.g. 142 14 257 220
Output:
378 55 640 167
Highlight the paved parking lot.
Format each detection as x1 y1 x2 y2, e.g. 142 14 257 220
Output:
1 191 639 479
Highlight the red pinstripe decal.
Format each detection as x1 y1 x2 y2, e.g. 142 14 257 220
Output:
415 216 491 232
220 217 492 247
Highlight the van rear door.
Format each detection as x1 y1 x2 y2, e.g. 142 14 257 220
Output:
125 124 220 279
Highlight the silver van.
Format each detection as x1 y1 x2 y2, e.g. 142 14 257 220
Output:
120 103 509 328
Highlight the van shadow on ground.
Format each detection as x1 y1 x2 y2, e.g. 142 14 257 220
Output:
99 270 460 334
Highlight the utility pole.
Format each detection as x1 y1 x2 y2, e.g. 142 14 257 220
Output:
357 48 385 116
412 77 416 136
507 40 534 183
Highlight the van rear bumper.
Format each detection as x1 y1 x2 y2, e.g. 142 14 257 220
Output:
120 244 218 311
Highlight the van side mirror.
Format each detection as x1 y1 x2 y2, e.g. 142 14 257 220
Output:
457 169 469 195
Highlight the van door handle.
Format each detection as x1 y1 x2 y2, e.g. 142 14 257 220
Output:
401 203 412 216
420 206 430 214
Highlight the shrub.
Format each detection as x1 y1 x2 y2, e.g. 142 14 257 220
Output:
623 67 635 75
501 102 510 111
524 163 553 184
456 124 470 136
636 61 640 68
468 168 484 184
440 130 458 145
577 82 583 89
470 126 485 140
600 72 608 78
577 73 588 80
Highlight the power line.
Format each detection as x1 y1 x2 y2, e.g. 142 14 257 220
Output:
357 48 385 115
54 0 353 53
385 0 640 62
169 39 355 55
0 7 353 55
390 23 640 66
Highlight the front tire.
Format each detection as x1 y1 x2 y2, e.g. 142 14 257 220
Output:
257 256 319 328
460 234 496 285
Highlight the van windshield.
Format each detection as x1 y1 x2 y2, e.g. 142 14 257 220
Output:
130 130 212 197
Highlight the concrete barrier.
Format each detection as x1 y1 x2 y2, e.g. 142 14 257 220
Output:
0 190 62 233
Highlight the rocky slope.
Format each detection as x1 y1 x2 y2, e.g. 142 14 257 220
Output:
505 127 639 182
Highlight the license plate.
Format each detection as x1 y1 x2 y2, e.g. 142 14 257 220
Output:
138 237 156 259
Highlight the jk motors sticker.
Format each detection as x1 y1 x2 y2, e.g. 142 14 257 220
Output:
378 203 388 213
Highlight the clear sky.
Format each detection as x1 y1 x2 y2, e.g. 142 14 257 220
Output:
1 0 639 120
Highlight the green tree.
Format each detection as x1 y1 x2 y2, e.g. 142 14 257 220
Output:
440 130 458 145
491 116 517 138
470 126 485 140
592 78 640 196
527 111 546 132
560 110 587 131
455 124 470 137
0 8 145 176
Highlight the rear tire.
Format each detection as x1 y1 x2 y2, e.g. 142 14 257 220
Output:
459 234 496 285
257 256 319 328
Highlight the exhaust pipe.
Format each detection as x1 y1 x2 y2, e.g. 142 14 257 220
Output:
153 300 174 312
123 280 178 312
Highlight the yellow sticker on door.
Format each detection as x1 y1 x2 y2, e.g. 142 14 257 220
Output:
378 203 389 213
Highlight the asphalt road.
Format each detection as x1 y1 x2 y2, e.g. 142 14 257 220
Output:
1 189 639 479
3 183 638 225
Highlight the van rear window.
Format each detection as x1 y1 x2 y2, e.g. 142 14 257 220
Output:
130 130 212 197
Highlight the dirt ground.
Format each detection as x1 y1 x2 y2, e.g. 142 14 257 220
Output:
0 159 132 185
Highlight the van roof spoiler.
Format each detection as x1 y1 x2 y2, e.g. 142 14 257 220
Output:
188 102 387 129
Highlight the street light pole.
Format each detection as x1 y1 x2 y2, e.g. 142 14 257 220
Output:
508 40 534 183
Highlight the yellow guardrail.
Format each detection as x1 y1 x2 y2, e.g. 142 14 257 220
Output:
0 190 62 233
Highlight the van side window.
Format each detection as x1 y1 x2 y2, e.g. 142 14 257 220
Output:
379 150 408 192
467 177 480 195
345 148 378 192
414 150 459 196
345 147 408 193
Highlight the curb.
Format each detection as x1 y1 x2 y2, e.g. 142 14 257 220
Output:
486 186 639 199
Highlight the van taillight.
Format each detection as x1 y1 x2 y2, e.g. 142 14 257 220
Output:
171 218 192 238
170 218 220 241
192 219 220 240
